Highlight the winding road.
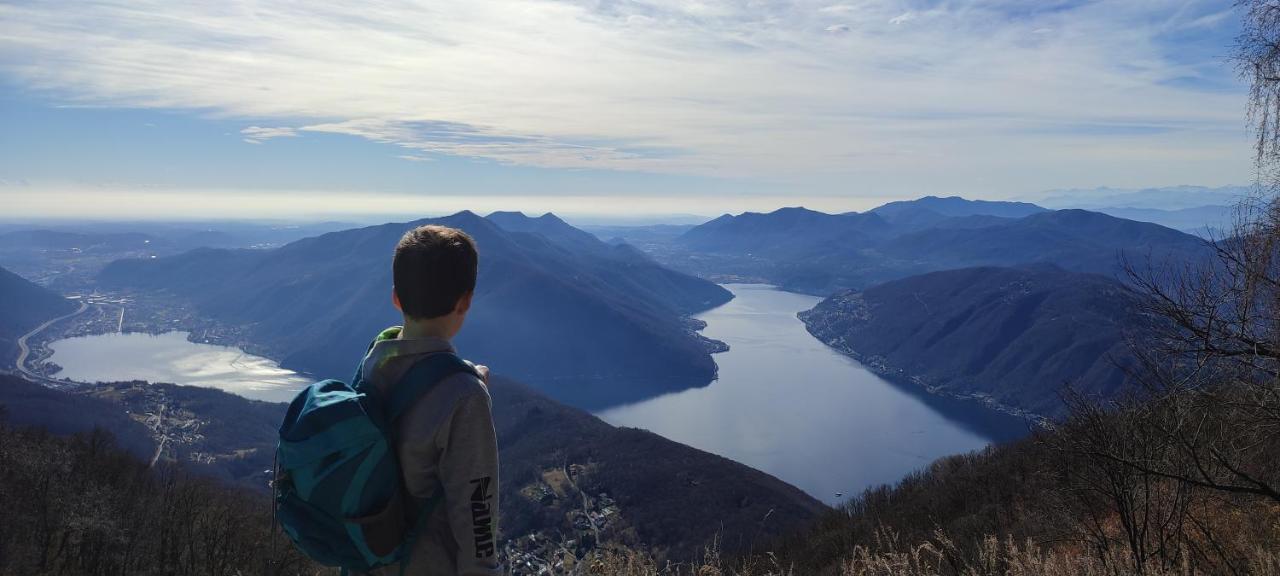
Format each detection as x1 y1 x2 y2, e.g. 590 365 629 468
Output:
14 301 88 385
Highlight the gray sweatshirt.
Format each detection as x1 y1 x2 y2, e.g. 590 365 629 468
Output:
360 328 501 576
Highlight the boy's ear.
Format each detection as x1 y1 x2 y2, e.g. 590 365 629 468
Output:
455 291 474 315
392 289 402 312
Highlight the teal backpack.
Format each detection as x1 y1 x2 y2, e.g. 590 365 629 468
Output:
274 350 478 573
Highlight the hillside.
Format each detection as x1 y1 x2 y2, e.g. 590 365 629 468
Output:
0 372 825 562
0 414 317 576
99 211 732 409
798 266 1141 417
761 404 1280 575
0 374 155 457
661 198 1209 295
490 375 826 558
0 265 76 364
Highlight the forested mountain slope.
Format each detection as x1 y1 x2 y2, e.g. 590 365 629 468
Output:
0 265 75 364
799 265 1141 417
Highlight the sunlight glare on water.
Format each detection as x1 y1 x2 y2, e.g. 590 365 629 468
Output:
47 331 310 403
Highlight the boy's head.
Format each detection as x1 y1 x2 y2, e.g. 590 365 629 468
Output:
393 225 478 336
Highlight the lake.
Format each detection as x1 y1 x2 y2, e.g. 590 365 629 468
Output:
47 331 311 403
46 287 1026 505
597 284 1028 505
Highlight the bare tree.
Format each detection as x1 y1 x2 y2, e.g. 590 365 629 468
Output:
1239 0 1280 186
1033 12 1280 571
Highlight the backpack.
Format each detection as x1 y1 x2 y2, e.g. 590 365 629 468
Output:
273 351 479 573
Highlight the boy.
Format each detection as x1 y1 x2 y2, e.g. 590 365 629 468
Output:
359 225 500 576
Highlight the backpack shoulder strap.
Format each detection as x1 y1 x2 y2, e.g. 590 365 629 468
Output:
386 352 480 426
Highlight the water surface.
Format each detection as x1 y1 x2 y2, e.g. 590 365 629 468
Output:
48 331 310 403
598 284 1027 505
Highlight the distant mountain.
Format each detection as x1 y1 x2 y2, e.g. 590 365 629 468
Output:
0 266 75 364
660 199 1209 295
0 222 363 290
486 211 606 253
678 198 1044 259
679 207 889 257
100 212 732 409
798 266 1142 417
485 212 728 319
879 209 1208 276
1 221 359 250
869 196 1046 232
578 223 696 246
662 207 898 293
0 229 172 288
0 229 200 290
1028 185 1249 211
0 229 161 252
1088 205 1235 237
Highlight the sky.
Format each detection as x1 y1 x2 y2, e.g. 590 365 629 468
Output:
0 0 1257 220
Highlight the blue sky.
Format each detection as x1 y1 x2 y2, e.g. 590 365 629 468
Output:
0 0 1256 220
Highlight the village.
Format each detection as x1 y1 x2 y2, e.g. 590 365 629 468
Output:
504 464 625 576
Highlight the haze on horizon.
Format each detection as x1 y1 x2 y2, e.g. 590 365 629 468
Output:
0 0 1257 220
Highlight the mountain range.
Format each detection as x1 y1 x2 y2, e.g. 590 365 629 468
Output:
99 211 732 409
659 197 1210 295
798 265 1142 417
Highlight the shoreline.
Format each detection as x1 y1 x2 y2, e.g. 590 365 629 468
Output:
794 312 1051 429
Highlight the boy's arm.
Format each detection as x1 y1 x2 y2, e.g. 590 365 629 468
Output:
438 385 501 576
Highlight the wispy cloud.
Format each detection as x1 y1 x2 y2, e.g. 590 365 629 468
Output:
889 11 917 25
0 0 1250 194
240 126 298 144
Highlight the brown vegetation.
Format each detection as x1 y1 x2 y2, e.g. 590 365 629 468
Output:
0 419 319 576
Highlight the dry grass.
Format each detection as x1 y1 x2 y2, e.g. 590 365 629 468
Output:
580 528 1280 576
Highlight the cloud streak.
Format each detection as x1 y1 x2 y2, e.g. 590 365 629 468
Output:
240 126 298 144
0 0 1252 195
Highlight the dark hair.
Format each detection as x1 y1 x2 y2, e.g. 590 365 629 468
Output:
393 225 478 319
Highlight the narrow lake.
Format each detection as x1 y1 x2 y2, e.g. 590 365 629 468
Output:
46 287 1027 505
47 331 310 403
597 284 1027 505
